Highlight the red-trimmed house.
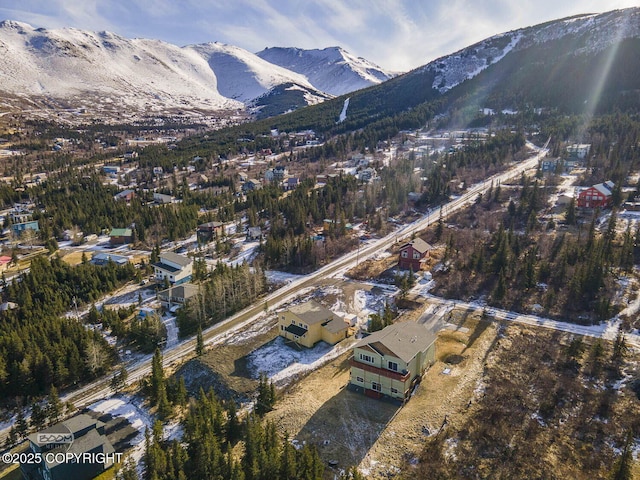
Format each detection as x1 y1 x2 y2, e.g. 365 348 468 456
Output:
398 238 431 271
577 181 614 209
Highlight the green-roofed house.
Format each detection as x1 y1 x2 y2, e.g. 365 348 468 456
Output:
278 300 349 348
109 228 133 245
349 321 436 402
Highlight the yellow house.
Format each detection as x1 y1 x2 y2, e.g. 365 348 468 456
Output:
278 300 349 348
349 321 436 402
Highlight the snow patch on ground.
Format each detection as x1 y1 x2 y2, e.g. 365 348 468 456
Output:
337 97 350 123
247 336 354 387
265 270 306 285
88 396 153 469
224 241 259 267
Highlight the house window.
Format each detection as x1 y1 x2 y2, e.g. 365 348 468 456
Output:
388 361 398 372
413 252 420 259
356 376 364 383
401 251 408 258
359 354 373 363
371 382 381 392
391 387 398 394
281 325 285 331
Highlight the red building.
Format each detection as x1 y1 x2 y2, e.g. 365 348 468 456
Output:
398 238 431 271
577 181 614 208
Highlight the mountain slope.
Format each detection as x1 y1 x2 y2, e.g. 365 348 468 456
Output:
256 46 396 96
186 42 327 104
180 7 640 157
0 20 240 115
0 21 330 121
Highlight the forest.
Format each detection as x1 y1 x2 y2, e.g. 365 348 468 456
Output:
177 262 267 337
0 255 136 403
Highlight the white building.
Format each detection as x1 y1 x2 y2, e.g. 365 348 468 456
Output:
153 252 193 285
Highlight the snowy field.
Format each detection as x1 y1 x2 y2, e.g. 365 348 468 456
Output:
89 396 153 468
247 336 354 387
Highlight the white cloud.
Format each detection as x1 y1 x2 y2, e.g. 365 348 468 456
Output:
0 0 638 71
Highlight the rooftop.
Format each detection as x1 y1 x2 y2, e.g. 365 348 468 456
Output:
354 322 436 364
400 237 432 254
159 251 192 268
288 300 343 326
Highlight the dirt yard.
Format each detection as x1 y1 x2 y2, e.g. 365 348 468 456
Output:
266 310 497 478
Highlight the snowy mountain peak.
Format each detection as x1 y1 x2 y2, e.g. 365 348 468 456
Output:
0 21 344 122
256 46 397 96
422 7 640 93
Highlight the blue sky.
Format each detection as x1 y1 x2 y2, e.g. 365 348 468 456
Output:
1 1 638 71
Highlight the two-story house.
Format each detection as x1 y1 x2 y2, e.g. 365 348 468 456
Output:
398 238 431 271
153 252 193 285
21 414 115 480
349 322 436 402
158 283 199 312
278 300 349 348
577 180 615 209
197 221 225 243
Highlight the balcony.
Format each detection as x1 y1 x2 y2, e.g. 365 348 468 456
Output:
349 356 410 382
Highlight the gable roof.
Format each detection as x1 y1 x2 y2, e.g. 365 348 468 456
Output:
159 283 199 299
354 322 436 363
287 300 342 326
109 228 132 237
400 238 431 254
592 180 614 197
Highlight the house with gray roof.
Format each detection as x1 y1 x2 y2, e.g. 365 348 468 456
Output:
153 252 193 285
158 283 200 311
21 413 115 480
278 300 349 348
349 321 436 402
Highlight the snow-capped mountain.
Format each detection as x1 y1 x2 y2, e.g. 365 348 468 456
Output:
422 8 640 93
0 21 339 121
186 42 326 104
256 46 396 96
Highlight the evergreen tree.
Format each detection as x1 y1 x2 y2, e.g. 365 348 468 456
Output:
15 409 28 439
196 327 204 356
610 431 634 480
30 403 47 431
110 365 129 394
255 373 275 416
46 385 63 425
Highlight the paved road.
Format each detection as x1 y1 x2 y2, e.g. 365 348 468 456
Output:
0 144 546 443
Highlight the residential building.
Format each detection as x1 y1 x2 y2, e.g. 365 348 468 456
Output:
567 143 590 159
358 167 379 183
158 283 200 311
197 221 225 243
272 166 288 181
153 252 193 285
349 321 436 401
114 189 136 202
0 255 11 272
398 238 431 271
102 165 120 175
242 179 262 192
278 300 349 348
21 414 116 480
91 252 129 266
109 228 133 245
284 177 301 190
577 181 615 209
11 219 39 236
153 192 175 204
